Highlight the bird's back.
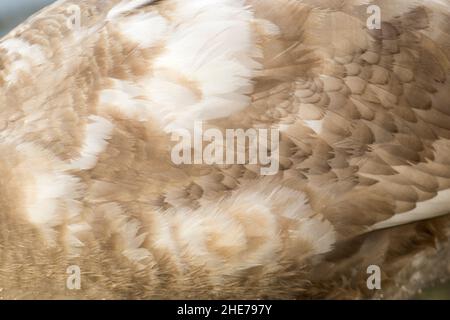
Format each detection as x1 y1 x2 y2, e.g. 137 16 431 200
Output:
1 0 450 299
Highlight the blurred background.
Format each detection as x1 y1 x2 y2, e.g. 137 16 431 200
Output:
0 0 54 36
0 0 449 300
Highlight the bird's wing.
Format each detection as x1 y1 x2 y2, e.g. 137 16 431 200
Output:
234 0 450 236
1 0 450 298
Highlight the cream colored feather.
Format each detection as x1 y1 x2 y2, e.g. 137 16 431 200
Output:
1 0 450 299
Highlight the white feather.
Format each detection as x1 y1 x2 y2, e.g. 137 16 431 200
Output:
69 115 114 170
371 189 450 230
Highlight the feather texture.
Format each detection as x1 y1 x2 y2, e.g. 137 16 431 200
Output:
1 0 450 299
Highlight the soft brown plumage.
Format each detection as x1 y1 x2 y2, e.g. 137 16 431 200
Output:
1 0 450 299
